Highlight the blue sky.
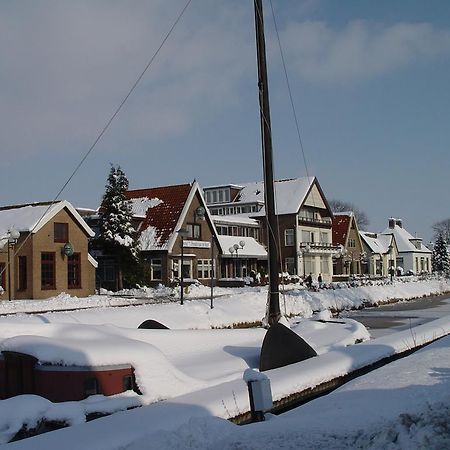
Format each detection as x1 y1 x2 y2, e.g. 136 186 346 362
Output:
1 0 449 242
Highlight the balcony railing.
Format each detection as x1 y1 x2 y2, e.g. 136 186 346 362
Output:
299 242 340 253
298 216 332 226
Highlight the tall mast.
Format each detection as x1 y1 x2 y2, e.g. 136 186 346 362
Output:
253 0 281 325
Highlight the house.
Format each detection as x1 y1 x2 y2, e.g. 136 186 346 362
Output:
211 214 267 280
204 177 339 282
332 212 366 278
0 201 97 300
381 218 432 274
123 182 222 287
359 231 399 277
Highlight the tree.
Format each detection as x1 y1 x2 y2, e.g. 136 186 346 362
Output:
329 199 370 230
432 218 450 243
98 165 138 290
431 233 450 275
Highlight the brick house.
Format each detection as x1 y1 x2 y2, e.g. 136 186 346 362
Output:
332 212 366 277
0 201 97 300
124 182 222 287
204 177 339 282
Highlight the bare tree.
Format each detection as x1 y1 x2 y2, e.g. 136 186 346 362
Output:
432 218 450 243
329 199 370 230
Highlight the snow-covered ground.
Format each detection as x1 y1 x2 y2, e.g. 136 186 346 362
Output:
2 277 450 446
1 277 449 330
7 316 450 449
0 314 369 443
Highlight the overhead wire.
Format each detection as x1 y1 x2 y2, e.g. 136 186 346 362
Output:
0 0 193 285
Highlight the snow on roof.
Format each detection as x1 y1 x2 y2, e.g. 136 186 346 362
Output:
217 235 267 258
129 197 163 218
381 224 431 254
0 201 94 242
125 184 192 251
359 231 393 254
212 214 259 226
236 177 316 215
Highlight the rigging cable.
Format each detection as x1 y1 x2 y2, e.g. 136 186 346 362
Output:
0 0 193 283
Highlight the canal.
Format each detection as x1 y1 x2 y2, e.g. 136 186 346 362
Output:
342 293 450 338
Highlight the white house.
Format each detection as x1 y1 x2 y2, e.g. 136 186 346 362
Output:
381 218 432 274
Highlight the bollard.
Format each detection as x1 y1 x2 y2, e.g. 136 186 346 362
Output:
243 369 273 422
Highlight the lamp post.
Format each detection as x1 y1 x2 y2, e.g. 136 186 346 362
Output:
6 229 20 301
177 227 189 305
300 243 310 278
229 240 245 278
210 234 215 309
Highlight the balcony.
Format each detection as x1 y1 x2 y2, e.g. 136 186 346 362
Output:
298 216 332 227
299 242 340 254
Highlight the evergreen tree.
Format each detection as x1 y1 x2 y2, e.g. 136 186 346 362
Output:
99 165 138 290
431 233 450 275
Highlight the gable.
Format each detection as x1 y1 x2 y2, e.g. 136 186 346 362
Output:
303 183 326 209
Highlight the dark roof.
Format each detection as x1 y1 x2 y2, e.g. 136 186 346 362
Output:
332 214 351 246
125 183 192 250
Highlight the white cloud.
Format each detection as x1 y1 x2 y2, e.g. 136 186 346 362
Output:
0 1 253 164
281 20 450 82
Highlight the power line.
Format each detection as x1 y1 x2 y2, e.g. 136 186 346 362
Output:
0 0 193 285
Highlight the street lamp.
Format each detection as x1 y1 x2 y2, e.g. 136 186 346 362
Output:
229 240 245 278
300 243 310 277
6 229 20 301
177 227 189 305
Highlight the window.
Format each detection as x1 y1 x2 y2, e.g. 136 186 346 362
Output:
187 223 201 240
182 260 192 278
0 263 5 290
320 256 330 274
150 259 162 280
197 259 213 279
304 256 314 274
301 230 314 243
284 229 295 246
348 238 356 248
123 375 134 391
18 256 27 291
54 223 68 243
68 253 81 289
41 252 55 289
84 378 99 397
285 258 296 275
321 232 329 244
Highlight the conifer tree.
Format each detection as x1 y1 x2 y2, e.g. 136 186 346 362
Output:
431 233 450 275
99 165 137 290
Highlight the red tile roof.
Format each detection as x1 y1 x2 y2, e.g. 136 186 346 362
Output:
332 214 351 246
125 183 192 250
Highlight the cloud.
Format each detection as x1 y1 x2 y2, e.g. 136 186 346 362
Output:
0 1 253 164
281 20 450 82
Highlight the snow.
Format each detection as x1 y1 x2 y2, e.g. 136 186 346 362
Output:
217 235 267 258
129 197 163 218
1 278 450 446
382 223 431 254
236 177 314 215
138 224 167 251
0 201 94 241
7 316 450 449
360 230 394 254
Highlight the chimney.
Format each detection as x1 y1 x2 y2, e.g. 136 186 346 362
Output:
388 218 396 229
395 219 402 228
